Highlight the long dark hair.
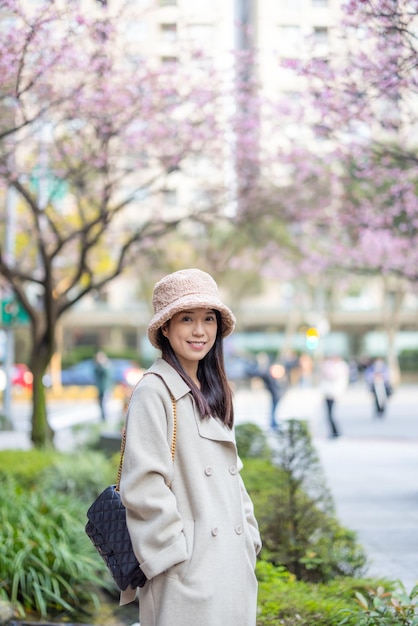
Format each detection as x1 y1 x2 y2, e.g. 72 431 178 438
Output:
157 310 234 428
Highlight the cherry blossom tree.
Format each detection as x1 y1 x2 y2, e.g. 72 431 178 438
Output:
0 0 229 446
254 0 418 376
287 0 418 282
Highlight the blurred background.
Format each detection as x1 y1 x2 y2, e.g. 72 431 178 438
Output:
0 0 417 445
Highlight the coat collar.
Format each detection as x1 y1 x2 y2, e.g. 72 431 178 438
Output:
146 358 191 401
147 358 235 445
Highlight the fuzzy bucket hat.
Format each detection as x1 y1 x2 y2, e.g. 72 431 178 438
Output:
147 269 236 349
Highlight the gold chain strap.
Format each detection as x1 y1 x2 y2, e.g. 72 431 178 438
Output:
116 391 177 492
170 392 177 462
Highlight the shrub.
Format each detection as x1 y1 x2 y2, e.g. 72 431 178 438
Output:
241 420 367 583
399 349 418 373
236 422 270 459
42 450 119 504
0 476 111 618
0 449 119 502
337 584 418 625
256 560 389 626
0 449 120 619
62 347 141 368
0 449 60 488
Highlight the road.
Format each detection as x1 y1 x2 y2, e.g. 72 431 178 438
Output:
2 381 418 592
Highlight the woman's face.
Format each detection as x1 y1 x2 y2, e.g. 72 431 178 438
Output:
162 308 218 374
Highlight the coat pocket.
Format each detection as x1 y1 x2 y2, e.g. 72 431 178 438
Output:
244 522 258 570
164 519 195 582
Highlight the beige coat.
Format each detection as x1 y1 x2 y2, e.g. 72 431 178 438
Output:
119 358 261 626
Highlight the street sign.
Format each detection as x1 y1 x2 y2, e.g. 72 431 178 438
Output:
30 167 68 202
1 297 30 326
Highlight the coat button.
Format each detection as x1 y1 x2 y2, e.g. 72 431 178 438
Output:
235 524 243 535
205 466 213 476
229 465 237 475
211 527 219 537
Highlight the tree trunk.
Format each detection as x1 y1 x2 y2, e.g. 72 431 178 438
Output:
31 367 53 447
29 318 55 448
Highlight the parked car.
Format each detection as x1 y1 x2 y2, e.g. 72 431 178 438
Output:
59 358 144 387
12 363 34 388
0 363 33 391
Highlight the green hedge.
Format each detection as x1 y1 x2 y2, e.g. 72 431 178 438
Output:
0 449 118 501
399 349 418 372
256 561 395 626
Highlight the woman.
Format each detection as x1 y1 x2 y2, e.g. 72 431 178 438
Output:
119 268 261 626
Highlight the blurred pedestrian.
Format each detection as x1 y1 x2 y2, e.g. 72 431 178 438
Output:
248 352 281 430
365 358 392 418
320 355 350 438
93 351 111 421
282 349 300 386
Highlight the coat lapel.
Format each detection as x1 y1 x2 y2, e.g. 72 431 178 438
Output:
195 414 236 444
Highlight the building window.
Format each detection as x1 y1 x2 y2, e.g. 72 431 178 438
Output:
161 189 177 206
160 23 177 41
313 26 329 46
161 56 178 66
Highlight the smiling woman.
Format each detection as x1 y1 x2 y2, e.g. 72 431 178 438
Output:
160 309 218 384
118 268 261 626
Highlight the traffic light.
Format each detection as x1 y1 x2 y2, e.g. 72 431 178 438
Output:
305 327 320 350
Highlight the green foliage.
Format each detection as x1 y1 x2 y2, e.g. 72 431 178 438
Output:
0 449 61 488
0 449 118 502
236 422 270 459
0 449 120 618
256 560 389 626
0 440 405 626
42 451 119 503
337 585 418 625
62 346 141 368
399 349 418 372
0 476 111 618
241 421 367 583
